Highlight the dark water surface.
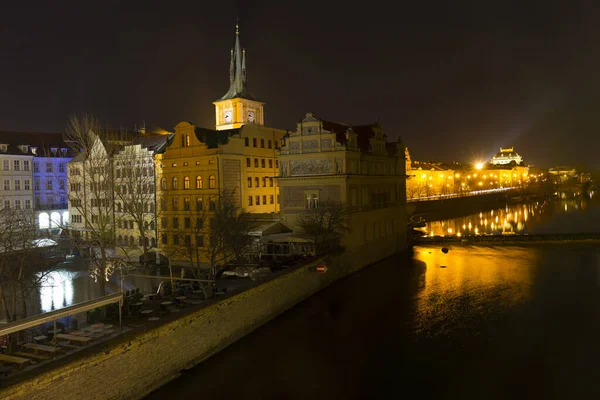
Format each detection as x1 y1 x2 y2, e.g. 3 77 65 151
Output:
146 243 600 400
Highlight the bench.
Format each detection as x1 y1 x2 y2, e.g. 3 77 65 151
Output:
22 343 62 357
0 354 31 367
56 334 92 345
12 351 48 361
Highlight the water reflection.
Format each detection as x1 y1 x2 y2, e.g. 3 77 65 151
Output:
412 246 537 337
39 270 75 312
422 190 600 237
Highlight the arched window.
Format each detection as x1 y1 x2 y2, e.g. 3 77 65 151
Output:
151 237 156 248
144 237 150 247
196 197 203 210
172 177 178 190
129 236 134 247
39 212 50 229
138 237 143 246
184 176 190 189
196 176 203 189
161 178 166 190
209 175 216 189
117 235 122 245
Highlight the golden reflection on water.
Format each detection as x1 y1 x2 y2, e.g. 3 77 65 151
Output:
422 193 592 237
411 245 538 337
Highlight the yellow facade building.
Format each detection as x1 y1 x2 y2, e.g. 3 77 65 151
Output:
156 25 286 262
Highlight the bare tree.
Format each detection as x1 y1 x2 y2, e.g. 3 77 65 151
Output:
295 199 349 254
63 113 131 296
0 207 55 322
113 144 159 268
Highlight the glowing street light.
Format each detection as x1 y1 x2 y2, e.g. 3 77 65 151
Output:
475 162 484 170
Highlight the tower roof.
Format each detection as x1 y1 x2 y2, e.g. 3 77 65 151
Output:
218 22 257 101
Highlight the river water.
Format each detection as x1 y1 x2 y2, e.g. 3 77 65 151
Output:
144 189 600 399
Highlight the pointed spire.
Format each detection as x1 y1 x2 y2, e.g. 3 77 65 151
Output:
218 20 256 101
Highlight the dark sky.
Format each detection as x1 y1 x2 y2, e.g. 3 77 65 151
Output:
1 1 599 168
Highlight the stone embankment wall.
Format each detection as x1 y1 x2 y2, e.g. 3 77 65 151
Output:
0 232 405 400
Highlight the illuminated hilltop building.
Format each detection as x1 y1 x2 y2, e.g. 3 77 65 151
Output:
490 147 523 166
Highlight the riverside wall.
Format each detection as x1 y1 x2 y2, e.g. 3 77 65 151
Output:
0 232 406 400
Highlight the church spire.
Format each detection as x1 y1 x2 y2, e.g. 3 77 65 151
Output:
218 21 256 101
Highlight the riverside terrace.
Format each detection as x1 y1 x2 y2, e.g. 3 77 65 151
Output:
0 260 307 384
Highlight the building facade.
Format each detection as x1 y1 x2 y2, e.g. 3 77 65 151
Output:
277 112 408 254
490 147 524 166
156 25 286 263
0 131 73 229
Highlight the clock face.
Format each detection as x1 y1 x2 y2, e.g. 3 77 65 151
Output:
247 110 256 123
224 110 233 123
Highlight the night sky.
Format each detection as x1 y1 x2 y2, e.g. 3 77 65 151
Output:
1 1 599 168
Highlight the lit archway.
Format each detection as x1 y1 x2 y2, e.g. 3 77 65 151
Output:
50 212 61 228
39 213 50 229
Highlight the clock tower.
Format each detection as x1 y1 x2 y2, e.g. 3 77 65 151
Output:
213 23 265 131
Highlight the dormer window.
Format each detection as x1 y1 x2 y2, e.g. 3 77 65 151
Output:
50 147 58 156
31 147 38 155
0 144 7 152
60 148 67 156
19 145 29 153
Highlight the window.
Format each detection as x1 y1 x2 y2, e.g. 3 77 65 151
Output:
162 234 168 245
248 196 253 206
269 177 274 187
261 159 265 168
184 235 191 246
161 178 167 190
172 197 178 211
92 215 99 224
2 160 8 171
256 195 260 205
209 198 216 211
172 177 178 190
173 235 179 245
184 176 190 189
14 180 20 190
161 197 167 211
184 218 191 228
46 180 53 190
184 197 190 211
196 235 204 247
59 180 65 190
34 162 40 172
269 159 273 168
172 163 177 167
24 180 30 190
276 160 279 168
196 176 202 189
263 195 267 205
196 197 203 210
260 139 265 148
262 177 266 187
162 217 168 229
15 200 21 209
35 179 40 191
275 141 279 149
45 162 52 172
254 158 258 168
209 175 216 189
306 194 319 208
25 199 31 209
253 138 257 147
173 217 179 229
246 158 251 167
255 177 259 187
247 177 252 188
245 137 249 147
270 195 274 204
181 133 190 147
196 217 203 229
23 160 30 171
4 200 9 209
268 140 272 149
14 160 20 171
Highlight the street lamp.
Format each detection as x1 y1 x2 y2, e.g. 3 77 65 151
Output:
475 162 484 170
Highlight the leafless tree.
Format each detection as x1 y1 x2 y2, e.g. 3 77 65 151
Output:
62 113 132 296
0 207 55 322
113 144 159 268
295 199 349 254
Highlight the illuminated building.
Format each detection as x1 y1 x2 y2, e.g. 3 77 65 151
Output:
277 112 408 253
490 147 523 166
156 24 287 261
405 148 455 199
